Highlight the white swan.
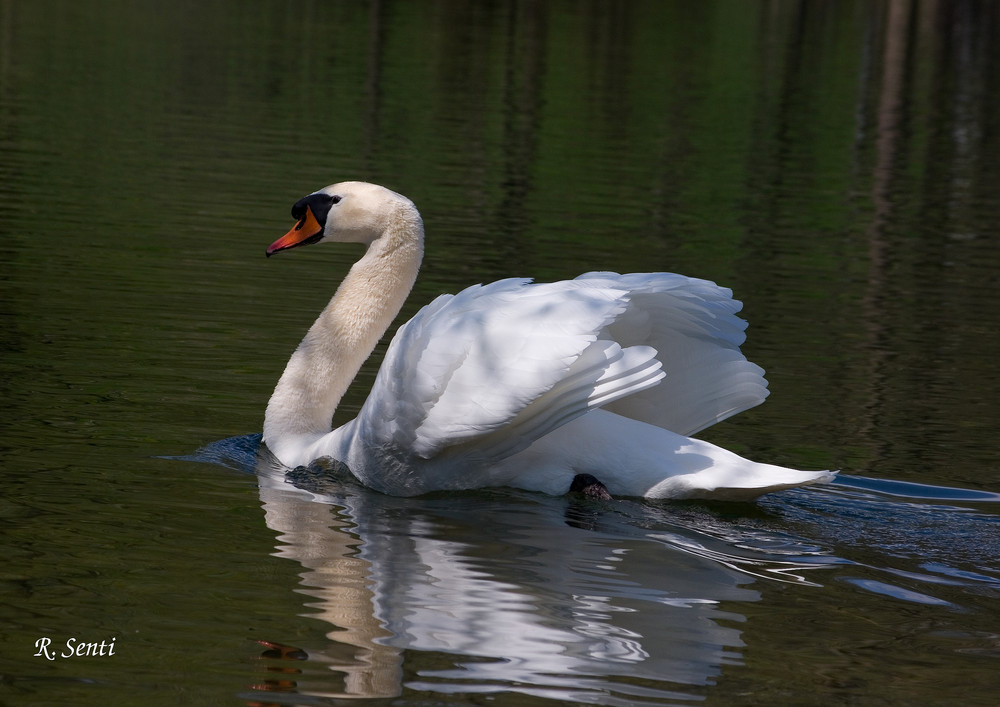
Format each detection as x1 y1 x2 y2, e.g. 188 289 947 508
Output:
262 181 834 499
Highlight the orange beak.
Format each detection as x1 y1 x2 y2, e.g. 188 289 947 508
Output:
266 206 324 257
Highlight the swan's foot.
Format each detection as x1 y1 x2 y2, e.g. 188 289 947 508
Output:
569 473 613 501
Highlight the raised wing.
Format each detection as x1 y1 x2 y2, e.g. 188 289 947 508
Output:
350 276 665 465
578 272 769 435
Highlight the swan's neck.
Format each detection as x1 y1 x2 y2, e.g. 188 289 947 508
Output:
263 207 423 459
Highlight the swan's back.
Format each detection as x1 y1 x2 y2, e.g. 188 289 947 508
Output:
330 272 772 495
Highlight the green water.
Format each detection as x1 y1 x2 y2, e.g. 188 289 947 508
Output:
2 1 1000 704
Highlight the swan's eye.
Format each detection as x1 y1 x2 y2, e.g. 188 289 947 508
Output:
290 192 339 226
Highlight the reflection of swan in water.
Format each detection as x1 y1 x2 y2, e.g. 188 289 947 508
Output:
246 446 830 703
254 464 402 699
173 437 1000 702
262 181 834 499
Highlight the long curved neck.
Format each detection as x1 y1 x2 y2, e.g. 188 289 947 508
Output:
263 206 423 459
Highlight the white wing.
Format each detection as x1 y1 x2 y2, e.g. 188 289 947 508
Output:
578 272 769 435
344 272 766 478
349 277 663 465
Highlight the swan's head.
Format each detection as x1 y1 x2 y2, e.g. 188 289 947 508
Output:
266 181 418 256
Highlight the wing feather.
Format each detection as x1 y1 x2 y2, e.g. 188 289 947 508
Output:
347 271 767 476
578 272 770 435
352 277 661 460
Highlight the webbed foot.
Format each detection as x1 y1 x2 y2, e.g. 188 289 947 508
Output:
569 473 613 500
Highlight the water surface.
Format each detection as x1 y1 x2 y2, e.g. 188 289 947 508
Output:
2 1 1000 705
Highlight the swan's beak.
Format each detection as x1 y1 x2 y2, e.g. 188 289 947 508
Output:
266 206 325 257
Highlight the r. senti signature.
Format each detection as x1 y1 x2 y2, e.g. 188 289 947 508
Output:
34 637 117 660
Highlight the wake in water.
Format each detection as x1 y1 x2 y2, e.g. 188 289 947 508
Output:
178 434 1000 604
171 435 1000 703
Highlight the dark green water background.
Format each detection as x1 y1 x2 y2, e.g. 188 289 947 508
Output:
2 1 999 705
